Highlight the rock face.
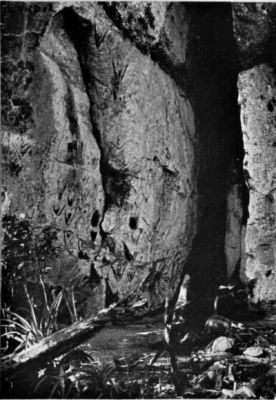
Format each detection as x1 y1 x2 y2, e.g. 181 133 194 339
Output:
1 2 196 314
1 2 276 315
228 4 276 306
238 64 276 303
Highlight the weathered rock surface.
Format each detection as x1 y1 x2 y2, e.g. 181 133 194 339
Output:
1 2 276 315
238 64 276 303
1 2 196 314
227 4 276 306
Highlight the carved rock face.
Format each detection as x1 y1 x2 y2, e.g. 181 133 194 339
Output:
1 2 197 314
2 2 276 315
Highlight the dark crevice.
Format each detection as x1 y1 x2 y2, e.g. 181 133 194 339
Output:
123 242 133 262
90 231 97 242
89 262 101 286
267 101 274 112
61 7 131 226
60 7 116 251
105 278 119 307
66 140 83 165
266 270 272 278
91 210 100 227
61 8 102 149
64 86 80 140
90 120 132 211
91 122 132 211
78 250 89 260
184 4 249 300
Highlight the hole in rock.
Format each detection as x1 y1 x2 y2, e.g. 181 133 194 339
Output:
90 231 97 242
267 101 274 112
91 210 100 227
266 270 272 278
129 216 138 230
78 250 89 260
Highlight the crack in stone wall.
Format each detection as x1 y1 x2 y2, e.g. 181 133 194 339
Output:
184 4 247 301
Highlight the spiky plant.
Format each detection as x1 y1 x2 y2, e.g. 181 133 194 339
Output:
1 285 63 359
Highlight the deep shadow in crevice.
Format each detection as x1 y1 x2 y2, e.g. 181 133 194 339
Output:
123 242 133 262
184 3 249 301
61 8 101 146
105 278 119 307
61 7 132 214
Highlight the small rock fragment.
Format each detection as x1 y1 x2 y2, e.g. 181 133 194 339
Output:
222 388 235 398
235 386 256 398
208 336 235 354
205 314 232 333
243 345 263 357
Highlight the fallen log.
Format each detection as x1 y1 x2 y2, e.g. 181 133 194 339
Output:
1 298 163 379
